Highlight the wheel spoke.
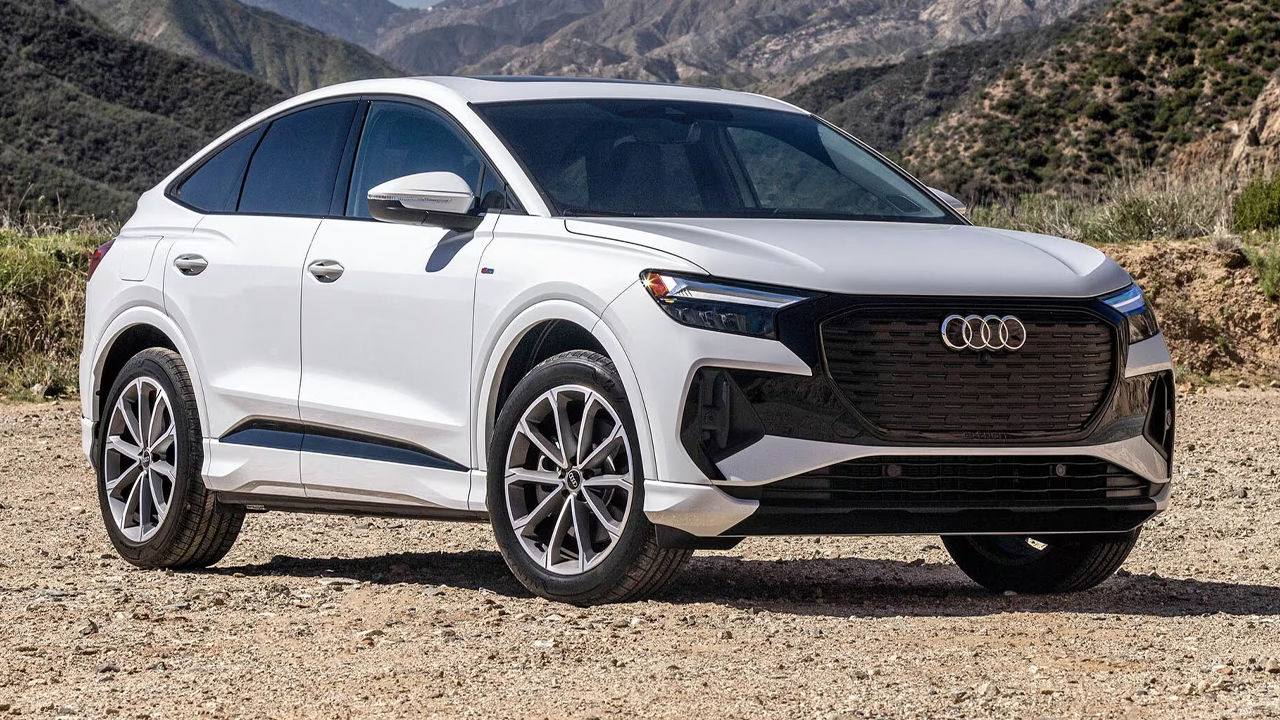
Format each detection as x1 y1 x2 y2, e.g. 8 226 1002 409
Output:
544 499 573 568
575 393 604 466
138 464 153 533
581 488 622 539
513 488 566 535
120 474 142 533
107 435 143 460
119 395 143 446
519 419 566 469
134 380 151 446
570 497 594 572
148 471 169 518
579 426 623 471
146 395 167 448
505 468 561 487
106 461 141 494
149 424 176 455
550 390 577 466
151 460 177 481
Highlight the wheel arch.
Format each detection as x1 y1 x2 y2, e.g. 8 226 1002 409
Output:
89 307 207 435
474 300 654 481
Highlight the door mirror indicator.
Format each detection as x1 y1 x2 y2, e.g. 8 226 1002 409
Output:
367 172 482 231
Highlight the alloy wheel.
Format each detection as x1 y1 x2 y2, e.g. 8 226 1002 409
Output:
504 385 634 575
103 377 178 542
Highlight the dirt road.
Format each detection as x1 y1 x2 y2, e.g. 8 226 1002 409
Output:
2 390 1279 719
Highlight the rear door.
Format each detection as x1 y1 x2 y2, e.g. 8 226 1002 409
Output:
165 100 358 497
298 99 506 510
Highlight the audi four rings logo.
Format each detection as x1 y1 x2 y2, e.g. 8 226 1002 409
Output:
941 314 1028 351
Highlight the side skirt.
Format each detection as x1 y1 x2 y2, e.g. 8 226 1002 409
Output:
214 491 488 522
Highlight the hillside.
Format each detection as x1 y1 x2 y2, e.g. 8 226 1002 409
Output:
0 0 286 219
784 13 1092 154
76 0 402 93
238 0 407 49
898 0 1280 203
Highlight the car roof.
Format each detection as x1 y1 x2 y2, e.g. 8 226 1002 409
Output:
299 75 807 114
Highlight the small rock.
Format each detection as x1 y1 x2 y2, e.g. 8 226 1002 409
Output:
97 662 119 674
718 630 733 640
1263 658 1280 673
1270 380 1280 389
532 639 556 649
1237 380 1250 388
150 662 167 671
1237 488 1249 499
78 620 98 637
1002 590 1017 597
977 682 999 697
355 629 385 640
1213 664 1234 675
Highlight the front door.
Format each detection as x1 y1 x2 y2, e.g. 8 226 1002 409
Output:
298 100 502 510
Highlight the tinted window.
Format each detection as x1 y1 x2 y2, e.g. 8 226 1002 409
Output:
176 127 264 213
474 99 952 223
346 102 486 219
239 102 357 216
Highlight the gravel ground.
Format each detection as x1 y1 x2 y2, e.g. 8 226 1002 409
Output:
2 389 1279 719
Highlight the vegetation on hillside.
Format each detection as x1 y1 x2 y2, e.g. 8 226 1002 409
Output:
900 0 1280 203
0 0 285 219
76 0 402 93
786 15 1088 153
1234 174 1280 232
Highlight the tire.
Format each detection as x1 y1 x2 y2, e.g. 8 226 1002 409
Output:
96 348 244 569
943 530 1140 594
487 350 690 605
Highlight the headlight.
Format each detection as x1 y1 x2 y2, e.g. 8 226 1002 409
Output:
1103 284 1160 343
641 271 815 338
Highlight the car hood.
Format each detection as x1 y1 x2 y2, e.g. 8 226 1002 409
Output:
566 218 1132 298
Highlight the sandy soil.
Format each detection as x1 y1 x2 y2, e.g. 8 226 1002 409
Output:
2 390 1279 719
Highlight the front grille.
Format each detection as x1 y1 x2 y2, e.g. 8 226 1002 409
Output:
722 456 1153 510
821 305 1117 440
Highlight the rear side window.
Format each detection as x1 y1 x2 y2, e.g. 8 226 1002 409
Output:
345 101 486 219
239 101 357 216
176 127 264 213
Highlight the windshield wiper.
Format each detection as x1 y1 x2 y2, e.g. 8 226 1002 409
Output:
560 208 653 218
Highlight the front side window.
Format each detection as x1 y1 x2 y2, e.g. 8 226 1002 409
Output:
345 101 486 219
175 127 264 213
474 99 953 222
239 101 357 216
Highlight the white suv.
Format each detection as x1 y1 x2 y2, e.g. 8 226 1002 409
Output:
81 77 1174 604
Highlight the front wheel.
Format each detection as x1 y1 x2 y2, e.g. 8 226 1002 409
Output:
943 530 1140 594
487 350 690 605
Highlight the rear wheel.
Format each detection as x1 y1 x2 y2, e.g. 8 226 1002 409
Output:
96 348 244 569
487 350 690 605
943 531 1139 593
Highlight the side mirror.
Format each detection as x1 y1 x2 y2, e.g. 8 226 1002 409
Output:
367 172 482 232
928 187 968 218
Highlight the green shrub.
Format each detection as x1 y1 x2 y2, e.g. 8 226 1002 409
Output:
1244 237 1280 300
1234 175 1280 232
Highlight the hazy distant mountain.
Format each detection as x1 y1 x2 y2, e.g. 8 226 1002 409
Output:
1 0 285 218
240 0 408 47
77 0 402 93
371 0 1105 88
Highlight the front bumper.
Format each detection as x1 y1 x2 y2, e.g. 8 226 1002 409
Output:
630 299 1175 541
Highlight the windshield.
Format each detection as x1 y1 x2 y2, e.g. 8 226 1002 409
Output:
474 99 955 222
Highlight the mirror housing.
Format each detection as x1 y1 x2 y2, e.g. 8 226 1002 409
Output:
928 187 968 218
367 172 482 232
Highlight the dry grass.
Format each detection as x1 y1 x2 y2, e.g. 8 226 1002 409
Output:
969 172 1233 246
0 214 114 399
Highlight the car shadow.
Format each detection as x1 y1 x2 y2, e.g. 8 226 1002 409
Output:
210 550 1280 619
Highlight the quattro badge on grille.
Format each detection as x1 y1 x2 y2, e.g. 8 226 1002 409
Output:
941 314 1027 352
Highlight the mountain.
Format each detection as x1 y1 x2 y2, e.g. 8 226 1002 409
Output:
785 13 1091 155
1 0 286 218
239 0 407 48
896 0 1280 202
76 0 402 93
371 0 1104 87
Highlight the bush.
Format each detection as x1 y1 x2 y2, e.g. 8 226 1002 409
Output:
1244 236 1280 300
0 217 110 398
1234 174 1280 232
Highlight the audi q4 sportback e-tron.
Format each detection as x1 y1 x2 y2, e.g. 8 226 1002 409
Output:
81 77 1174 604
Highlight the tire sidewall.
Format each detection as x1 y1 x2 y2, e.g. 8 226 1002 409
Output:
96 351 203 565
487 351 654 601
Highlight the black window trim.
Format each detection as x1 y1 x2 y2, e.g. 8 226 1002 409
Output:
166 93 525 222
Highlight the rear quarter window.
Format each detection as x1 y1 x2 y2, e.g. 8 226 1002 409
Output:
175 127 264 213
238 101 357 216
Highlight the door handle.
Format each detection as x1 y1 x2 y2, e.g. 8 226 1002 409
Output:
173 254 208 276
307 260 345 283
